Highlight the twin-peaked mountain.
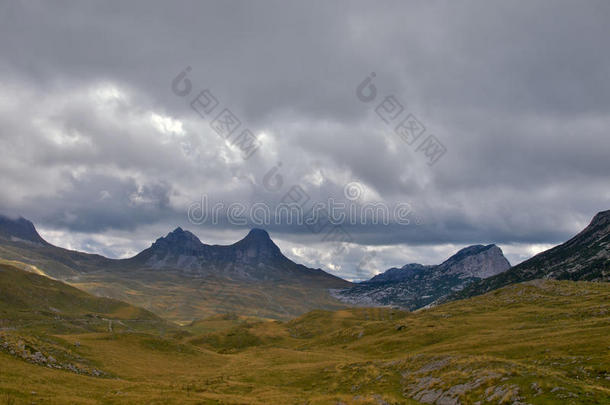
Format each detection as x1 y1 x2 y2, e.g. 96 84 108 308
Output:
135 228 289 270
0 217 346 283
333 244 511 310
126 227 348 285
0 216 349 321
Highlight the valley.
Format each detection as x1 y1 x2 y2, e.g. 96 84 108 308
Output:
0 212 609 404
1 258 608 403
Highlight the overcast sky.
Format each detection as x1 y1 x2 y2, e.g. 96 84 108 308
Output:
1 1 609 280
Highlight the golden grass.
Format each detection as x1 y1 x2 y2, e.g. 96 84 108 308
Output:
1 276 609 404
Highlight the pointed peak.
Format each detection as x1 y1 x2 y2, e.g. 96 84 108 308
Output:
245 228 271 240
235 228 283 259
166 226 197 237
438 242 511 278
153 227 201 246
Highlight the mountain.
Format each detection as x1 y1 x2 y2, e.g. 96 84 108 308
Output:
131 228 300 272
0 215 49 246
0 215 112 279
446 210 610 302
123 227 348 286
433 244 511 278
0 216 351 321
333 244 511 310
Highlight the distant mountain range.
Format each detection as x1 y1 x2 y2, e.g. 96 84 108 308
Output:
335 211 610 309
0 216 350 321
333 244 511 309
1 210 608 320
127 227 344 285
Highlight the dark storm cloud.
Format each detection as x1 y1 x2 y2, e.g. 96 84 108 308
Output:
1 0 609 277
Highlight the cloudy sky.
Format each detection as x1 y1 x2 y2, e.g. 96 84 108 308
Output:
1 1 609 280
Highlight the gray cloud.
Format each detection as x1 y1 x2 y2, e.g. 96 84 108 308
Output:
1 1 609 278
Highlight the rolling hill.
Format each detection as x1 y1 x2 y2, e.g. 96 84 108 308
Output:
0 260 165 332
0 260 172 379
1 276 608 404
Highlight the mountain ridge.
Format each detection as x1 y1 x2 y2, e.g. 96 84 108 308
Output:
0 216 340 280
444 209 610 302
0 216 351 321
137 227 288 267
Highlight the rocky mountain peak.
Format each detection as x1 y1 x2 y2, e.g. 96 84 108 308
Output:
233 228 284 262
149 227 204 255
337 243 512 310
438 244 511 279
159 227 201 243
364 244 511 285
243 228 272 242
134 227 289 270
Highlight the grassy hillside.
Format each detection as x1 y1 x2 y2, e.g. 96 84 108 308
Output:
0 262 162 328
66 270 350 323
1 275 609 404
0 262 174 383
0 244 85 279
